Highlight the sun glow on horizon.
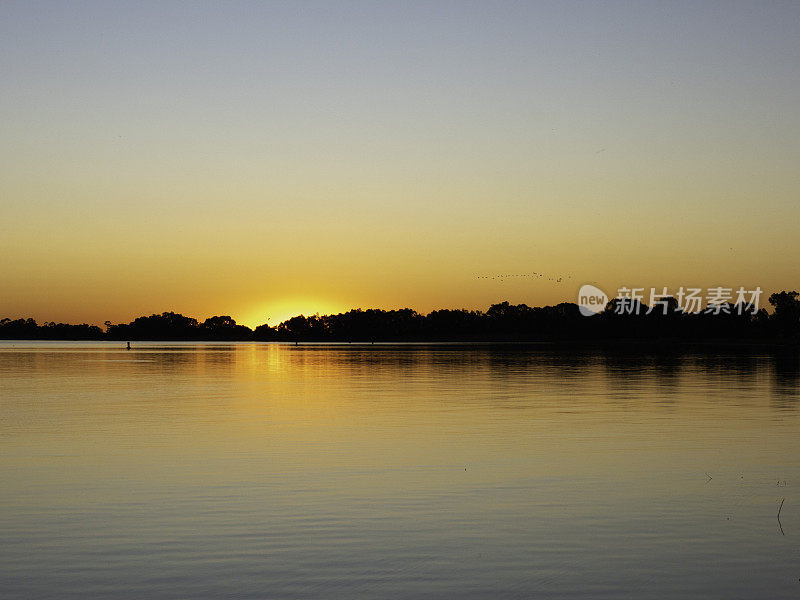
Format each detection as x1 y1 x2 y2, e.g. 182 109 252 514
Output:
240 297 348 329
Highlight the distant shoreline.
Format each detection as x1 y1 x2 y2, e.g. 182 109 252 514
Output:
3 293 800 346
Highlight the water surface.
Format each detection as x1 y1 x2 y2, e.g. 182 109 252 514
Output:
2 342 799 598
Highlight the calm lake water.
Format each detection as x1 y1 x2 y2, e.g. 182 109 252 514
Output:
1 342 799 599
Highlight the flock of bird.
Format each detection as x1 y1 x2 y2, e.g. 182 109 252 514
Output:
476 272 572 283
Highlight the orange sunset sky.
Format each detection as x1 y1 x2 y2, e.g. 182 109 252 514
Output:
2 2 799 327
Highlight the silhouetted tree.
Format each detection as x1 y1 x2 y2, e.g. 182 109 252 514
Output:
769 291 800 337
106 312 199 340
199 316 252 340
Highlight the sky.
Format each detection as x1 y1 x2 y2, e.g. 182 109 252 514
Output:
2 0 799 327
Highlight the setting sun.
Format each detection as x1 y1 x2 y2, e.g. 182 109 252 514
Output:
241 297 347 328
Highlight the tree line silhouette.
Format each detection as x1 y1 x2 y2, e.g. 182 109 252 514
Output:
1 291 799 343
